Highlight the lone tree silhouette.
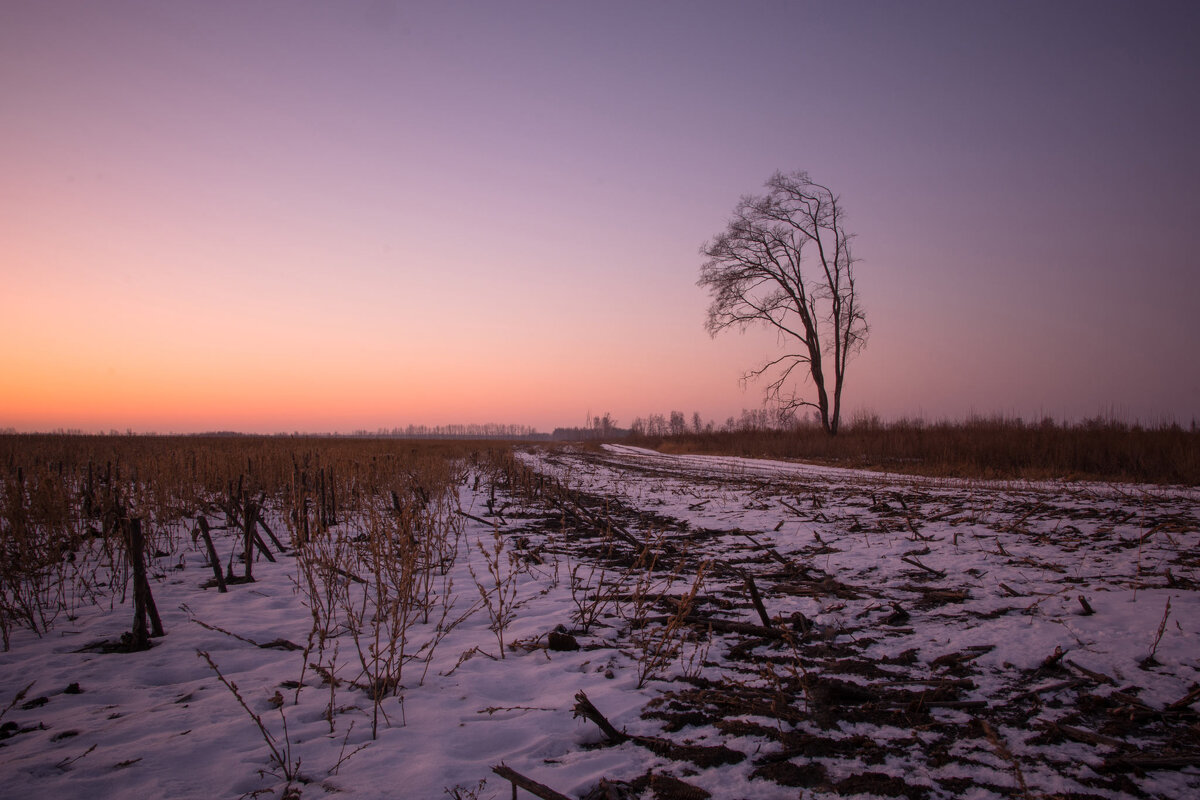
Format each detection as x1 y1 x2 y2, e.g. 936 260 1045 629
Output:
699 170 868 435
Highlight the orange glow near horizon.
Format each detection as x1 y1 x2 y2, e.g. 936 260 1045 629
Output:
3 4 1197 434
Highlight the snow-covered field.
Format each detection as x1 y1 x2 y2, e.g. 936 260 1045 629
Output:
1 444 1197 799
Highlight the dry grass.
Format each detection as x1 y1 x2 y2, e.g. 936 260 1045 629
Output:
0 434 483 651
636 417 1199 485
0 431 501 759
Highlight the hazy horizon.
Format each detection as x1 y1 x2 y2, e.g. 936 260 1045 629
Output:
4 1 1198 435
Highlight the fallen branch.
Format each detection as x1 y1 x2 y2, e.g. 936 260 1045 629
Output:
315 558 367 585
742 573 773 630
684 614 784 640
1104 752 1200 771
777 499 805 516
194 516 227 593
1012 678 1084 702
491 764 573 800
733 530 793 569
456 509 500 529
1064 659 1116 686
190 618 303 652
1167 684 1200 711
1051 722 1125 749
900 556 946 578
572 691 629 743
256 514 287 553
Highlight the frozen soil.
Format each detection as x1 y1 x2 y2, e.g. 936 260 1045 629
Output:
1 444 1197 799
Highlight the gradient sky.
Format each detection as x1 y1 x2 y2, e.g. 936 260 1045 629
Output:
3 1 1198 433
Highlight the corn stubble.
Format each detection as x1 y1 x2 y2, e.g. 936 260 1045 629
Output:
1 434 787 792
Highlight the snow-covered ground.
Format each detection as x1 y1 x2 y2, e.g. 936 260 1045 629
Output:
1 444 1197 799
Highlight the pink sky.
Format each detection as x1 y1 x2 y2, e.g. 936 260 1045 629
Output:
3 1 1198 434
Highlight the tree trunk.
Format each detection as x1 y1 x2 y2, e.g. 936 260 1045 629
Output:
810 353 833 435
830 372 845 435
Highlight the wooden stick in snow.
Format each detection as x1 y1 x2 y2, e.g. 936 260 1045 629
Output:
195 516 227 593
491 764 573 800
572 691 629 743
742 573 773 629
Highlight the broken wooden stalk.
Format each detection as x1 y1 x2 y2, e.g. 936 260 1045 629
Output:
742 572 773 629
195 516 227 592
490 764 573 800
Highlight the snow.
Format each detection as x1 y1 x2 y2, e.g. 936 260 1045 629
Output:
1 444 1197 799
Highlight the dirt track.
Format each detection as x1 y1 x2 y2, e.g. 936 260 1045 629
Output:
500 444 1200 799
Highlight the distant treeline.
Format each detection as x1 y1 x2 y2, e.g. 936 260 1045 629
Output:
550 412 631 442
5 422 632 441
344 424 546 439
5 425 553 440
631 407 798 437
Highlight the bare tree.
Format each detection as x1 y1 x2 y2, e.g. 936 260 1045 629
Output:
669 410 687 437
699 170 868 435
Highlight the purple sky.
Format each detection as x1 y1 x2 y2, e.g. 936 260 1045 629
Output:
3 1 1198 432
